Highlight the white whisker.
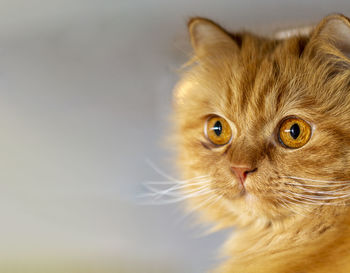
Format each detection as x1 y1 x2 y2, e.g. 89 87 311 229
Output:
144 176 209 185
283 190 350 201
288 184 350 195
279 192 322 205
145 189 216 205
277 197 309 217
143 180 210 194
278 191 346 206
190 194 221 213
141 159 215 205
143 184 210 199
282 175 350 184
178 193 221 222
145 158 179 182
284 182 350 188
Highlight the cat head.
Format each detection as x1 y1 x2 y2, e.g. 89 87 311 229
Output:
173 14 350 228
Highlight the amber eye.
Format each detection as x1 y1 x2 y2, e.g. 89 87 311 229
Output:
278 117 312 149
205 116 232 145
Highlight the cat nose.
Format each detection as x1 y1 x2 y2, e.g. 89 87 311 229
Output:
231 165 257 186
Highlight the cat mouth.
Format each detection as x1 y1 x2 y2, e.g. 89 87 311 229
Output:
236 178 250 196
239 188 247 196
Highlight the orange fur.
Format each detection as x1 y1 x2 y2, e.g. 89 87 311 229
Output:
173 14 350 272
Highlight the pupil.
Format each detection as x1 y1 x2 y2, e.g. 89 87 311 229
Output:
290 123 300 139
213 121 222 136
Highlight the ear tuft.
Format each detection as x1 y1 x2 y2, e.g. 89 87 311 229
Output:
188 17 237 55
313 14 350 58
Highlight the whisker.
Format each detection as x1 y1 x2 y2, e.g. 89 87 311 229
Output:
179 193 220 222
143 183 210 199
146 159 209 184
283 182 350 194
190 194 222 213
142 159 216 207
278 191 346 206
145 158 178 182
277 199 291 211
282 189 350 201
143 180 210 194
279 192 323 205
284 182 350 188
175 190 222 224
144 176 209 185
145 189 216 205
277 197 310 217
182 187 215 198
282 175 350 184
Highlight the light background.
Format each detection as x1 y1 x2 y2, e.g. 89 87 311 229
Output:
0 1 350 272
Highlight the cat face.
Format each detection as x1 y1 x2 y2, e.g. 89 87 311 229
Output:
173 15 350 225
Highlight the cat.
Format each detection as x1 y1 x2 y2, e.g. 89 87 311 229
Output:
172 13 350 273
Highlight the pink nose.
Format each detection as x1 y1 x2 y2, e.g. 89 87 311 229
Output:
231 166 257 186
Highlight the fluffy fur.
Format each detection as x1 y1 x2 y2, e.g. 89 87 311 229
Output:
173 14 350 273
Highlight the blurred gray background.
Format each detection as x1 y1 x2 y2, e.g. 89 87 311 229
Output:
0 1 350 272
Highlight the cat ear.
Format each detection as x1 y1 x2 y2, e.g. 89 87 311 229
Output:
309 14 350 59
188 18 239 55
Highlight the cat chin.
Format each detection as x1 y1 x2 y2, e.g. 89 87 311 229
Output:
244 192 257 204
221 190 293 220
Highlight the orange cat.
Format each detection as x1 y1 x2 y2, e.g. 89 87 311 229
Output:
173 14 350 273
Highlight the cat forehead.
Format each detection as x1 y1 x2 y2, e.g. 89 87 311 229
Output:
177 32 350 132
186 49 310 120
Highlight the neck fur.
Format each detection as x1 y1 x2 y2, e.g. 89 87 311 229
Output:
220 208 350 273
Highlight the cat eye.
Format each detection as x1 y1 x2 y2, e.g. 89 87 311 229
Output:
205 116 232 145
278 117 312 149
